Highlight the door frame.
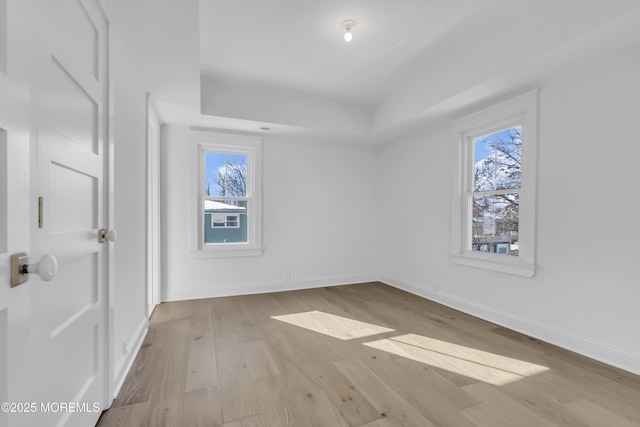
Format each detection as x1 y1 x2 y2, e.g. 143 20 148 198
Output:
146 98 161 318
101 0 117 406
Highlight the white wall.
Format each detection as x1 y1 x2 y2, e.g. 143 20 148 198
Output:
378 42 640 374
201 75 372 137
110 29 148 392
161 126 378 301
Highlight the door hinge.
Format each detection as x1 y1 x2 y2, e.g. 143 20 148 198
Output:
38 197 44 228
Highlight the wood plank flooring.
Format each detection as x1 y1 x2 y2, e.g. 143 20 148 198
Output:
96 282 640 426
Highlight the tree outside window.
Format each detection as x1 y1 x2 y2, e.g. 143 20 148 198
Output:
203 151 249 244
471 126 521 256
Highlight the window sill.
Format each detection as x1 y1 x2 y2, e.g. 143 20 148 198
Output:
451 253 535 277
192 246 263 259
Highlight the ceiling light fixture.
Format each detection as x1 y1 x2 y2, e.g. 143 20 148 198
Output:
341 19 356 42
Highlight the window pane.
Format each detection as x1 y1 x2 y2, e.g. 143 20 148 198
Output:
226 215 239 228
474 126 521 192
205 151 248 197
471 194 519 256
226 154 247 197
204 152 226 197
212 214 225 227
204 199 248 244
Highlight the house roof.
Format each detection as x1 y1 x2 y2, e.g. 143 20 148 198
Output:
204 200 246 211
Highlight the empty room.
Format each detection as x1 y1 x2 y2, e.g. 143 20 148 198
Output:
1 0 639 426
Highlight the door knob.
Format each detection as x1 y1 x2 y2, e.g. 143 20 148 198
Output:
98 229 117 243
10 253 59 287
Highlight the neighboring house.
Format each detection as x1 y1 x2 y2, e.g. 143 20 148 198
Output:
473 230 519 255
204 200 248 244
472 212 519 255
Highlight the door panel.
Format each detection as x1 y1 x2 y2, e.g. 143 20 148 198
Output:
49 162 98 232
51 0 99 80
37 252 98 329
45 62 98 154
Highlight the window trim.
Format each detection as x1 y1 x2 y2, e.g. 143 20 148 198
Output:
451 91 538 277
191 130 262 258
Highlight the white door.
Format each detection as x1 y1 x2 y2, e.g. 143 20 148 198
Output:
30 0 109 426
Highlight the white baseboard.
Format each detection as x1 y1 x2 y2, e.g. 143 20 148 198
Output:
112 316 148 399
163 274 378 302
380 275 640 376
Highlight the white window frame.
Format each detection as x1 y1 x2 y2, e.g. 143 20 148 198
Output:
451 91 538 277
191 130 262 258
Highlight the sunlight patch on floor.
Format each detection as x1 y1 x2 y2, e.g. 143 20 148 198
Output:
271 310 394 340
364 333 549 385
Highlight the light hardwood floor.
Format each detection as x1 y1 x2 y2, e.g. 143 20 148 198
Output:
96 282 640 426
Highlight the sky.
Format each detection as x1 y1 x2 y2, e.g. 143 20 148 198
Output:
205 151 247 197
474 126 521 163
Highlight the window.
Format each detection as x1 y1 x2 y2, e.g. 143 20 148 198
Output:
212 215 225 228
471 126 521 257
192 131 262 257
451 91 538 276
211 214 240 229
226 215 238 227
